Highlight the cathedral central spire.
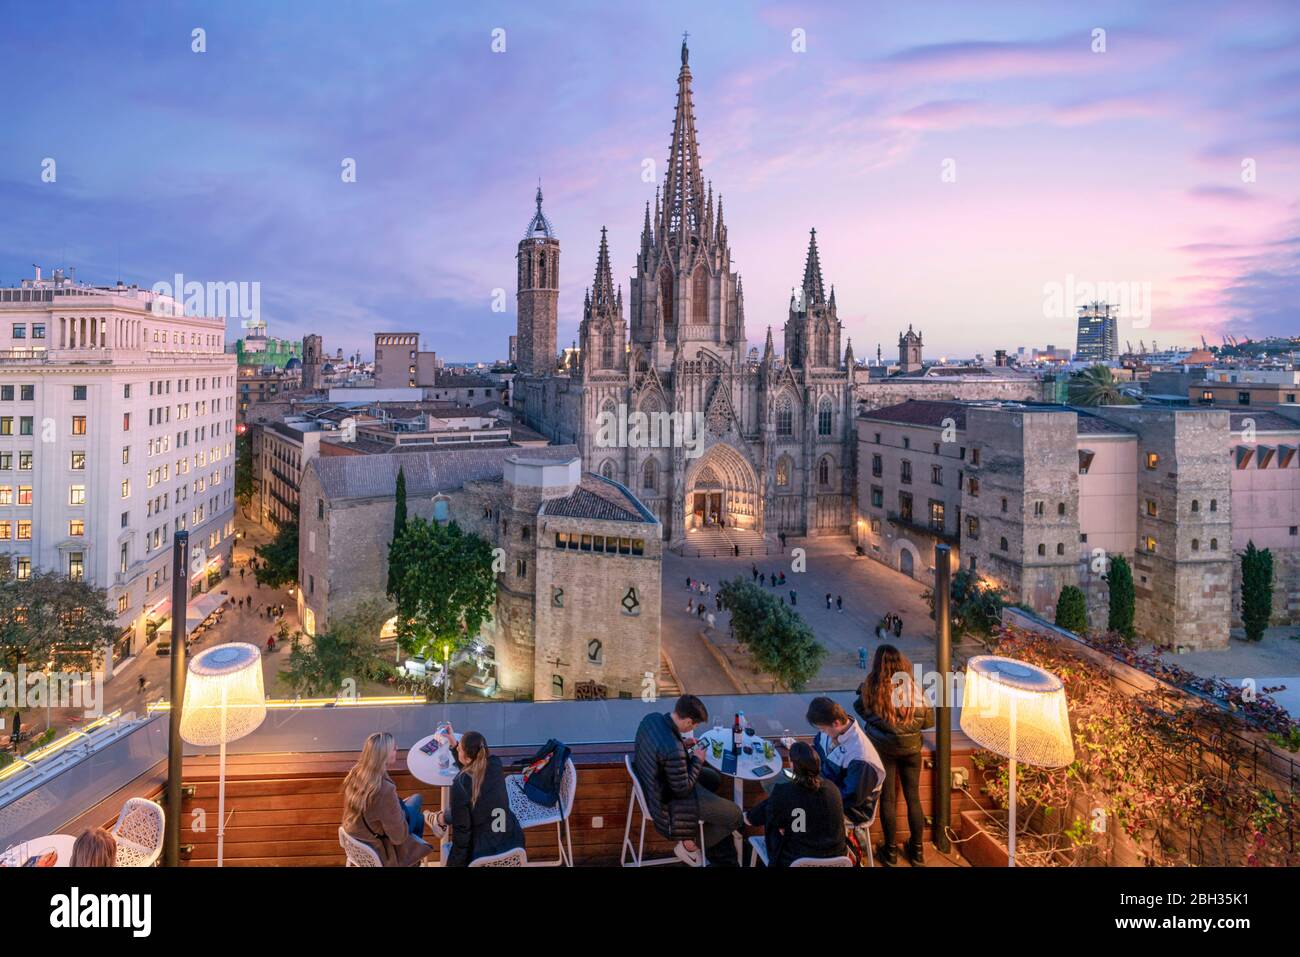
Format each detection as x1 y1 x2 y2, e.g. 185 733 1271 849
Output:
662 37 707 240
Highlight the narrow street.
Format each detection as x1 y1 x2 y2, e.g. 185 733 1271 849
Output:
6 511 303 746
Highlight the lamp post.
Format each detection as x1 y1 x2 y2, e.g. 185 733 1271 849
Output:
164 530 189 867
442 642 451 703
959 655 1074 866
180 642 267 867
933 543 952 853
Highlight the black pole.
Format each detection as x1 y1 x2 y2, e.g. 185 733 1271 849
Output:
933 543 952 853
164 530 190 867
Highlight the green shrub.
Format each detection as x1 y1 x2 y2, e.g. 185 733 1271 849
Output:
1054 585 1089 634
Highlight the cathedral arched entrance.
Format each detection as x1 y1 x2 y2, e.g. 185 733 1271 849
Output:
683 443 760 532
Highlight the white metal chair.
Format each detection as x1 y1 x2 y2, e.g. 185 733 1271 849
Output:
747 836 852 867
620 754 705 867
505 758 577 866
112 797 165 867
847 791 882 867
339 826 383 867
469 846 528 867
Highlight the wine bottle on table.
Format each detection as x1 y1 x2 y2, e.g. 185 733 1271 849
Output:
732 712 743 756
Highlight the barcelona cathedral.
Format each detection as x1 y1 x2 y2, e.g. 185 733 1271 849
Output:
513 39 863 547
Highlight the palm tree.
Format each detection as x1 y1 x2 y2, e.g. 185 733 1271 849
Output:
1070 365 1127 406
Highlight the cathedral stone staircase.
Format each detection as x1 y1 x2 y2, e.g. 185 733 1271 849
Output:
676 526 775 558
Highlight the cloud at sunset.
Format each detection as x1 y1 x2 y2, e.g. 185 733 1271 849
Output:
0 0 1296 359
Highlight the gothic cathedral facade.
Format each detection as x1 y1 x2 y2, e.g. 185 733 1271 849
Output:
514 40 860 547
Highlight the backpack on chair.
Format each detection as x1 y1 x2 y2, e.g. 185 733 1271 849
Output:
519 738 571 807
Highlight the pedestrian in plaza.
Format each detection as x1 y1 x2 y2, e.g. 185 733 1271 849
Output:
715 593 723 612
858 647 869 670
836 595 843 613
240 567 245 581
826 593 833 610
9 709 21 745
137 675 146 695
751 564 759 581
687 598 695 615
778 572 786 586
759 573 766 587
779 531 787 552
706 612 716 630
687 577 692 589
789 589 797 606
893 615 903 638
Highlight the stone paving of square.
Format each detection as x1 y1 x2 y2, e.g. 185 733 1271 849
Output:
661 536 943 695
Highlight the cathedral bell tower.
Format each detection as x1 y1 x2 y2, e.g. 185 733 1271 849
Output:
516 186 560 375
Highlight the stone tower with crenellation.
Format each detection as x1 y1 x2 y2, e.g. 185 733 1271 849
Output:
516 187 560 375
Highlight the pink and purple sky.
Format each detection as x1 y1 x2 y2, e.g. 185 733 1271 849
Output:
1 0 1297 360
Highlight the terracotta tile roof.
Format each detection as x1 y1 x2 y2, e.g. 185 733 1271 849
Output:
860 400 968 429
1230 410 1299 433
542 475 658 524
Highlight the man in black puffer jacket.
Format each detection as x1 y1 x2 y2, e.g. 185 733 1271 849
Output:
633 694 742 866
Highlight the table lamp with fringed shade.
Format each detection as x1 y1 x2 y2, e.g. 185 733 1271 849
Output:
180 643 266 867
959 655 1073 867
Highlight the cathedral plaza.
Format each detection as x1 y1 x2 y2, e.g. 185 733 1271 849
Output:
660 536 937 694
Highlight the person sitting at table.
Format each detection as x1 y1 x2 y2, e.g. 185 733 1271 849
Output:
632 693 743 867
341 731 434 867
423 731 525 866
804 697 885 849
69 827 117 867
744 742 845 866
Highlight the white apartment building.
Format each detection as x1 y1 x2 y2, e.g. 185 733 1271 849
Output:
0 269 238 674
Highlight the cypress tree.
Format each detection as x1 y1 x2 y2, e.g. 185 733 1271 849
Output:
1054 584 1088 634
1105 554 1135 641
1241 541 1274 643
386 466 408 598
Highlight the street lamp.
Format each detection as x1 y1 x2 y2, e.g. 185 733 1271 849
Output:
959 655 1074 866
442 642 451 703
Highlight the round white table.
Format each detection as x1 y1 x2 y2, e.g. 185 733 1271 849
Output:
1 833 76 868
695 727 783 860
406 732 461 863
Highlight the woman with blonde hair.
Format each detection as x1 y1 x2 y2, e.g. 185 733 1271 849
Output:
855 644 935 866
69 827 117 867
425 730 524 866
341 731 433 867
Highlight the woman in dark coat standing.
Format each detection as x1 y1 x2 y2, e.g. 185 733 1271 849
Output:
745 742 846 866
855 644 935 866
